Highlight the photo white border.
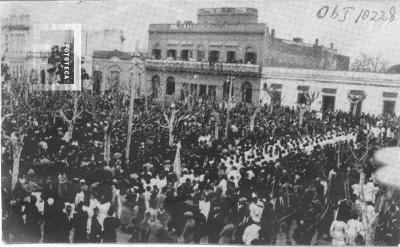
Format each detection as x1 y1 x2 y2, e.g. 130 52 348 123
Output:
31 23 81 91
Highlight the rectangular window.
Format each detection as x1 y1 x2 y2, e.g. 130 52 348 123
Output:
152 49 161 59
209 50 220 64
167 49 177 59
226 51 236 63
244 52 257 64
180 50 192 61
297 92 307 104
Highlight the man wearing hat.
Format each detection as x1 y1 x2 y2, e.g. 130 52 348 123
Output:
180 211 195 243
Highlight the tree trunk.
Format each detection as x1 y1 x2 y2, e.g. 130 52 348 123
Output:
67 121 74 140
225 108 230 139
126 71 136 162
225 77 233 139
11 144 23 190
145 96 148 113
359 169 367 222
250 110 258 132
299 108 305 126
104 132 111 165
215 122 220 140
168 127 174 147
24 86 28 103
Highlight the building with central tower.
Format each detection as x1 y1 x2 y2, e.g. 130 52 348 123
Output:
144 7 349 104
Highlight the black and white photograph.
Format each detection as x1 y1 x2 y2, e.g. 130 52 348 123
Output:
1 0 400 245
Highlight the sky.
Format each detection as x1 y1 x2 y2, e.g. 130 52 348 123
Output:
1 0 400 66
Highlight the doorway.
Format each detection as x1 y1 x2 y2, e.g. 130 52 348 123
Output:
383 100 395 114
199 85 207 98
322 95 335 112
244 47 257 64
93 71 102 94
350 101 362 116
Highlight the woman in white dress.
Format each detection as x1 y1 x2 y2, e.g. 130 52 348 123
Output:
330 219 347 245
345 216 365 245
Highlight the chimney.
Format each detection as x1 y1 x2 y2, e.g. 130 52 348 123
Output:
271 29 275 38
330 42 333 49
315 38 319 46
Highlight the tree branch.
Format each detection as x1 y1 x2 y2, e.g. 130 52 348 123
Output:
156 120 169 129
1 113 13 125
59 109 71 123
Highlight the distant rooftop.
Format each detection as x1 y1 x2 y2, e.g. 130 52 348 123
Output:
197 7 258 24
197 7 258 16
1 14 30 28
93 50 132 60
387 64 400 74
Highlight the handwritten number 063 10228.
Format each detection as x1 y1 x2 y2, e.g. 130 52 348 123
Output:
317 5 396 23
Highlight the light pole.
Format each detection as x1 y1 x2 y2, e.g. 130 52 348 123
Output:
224 75 234 139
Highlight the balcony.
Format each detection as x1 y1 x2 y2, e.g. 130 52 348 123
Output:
26 51 50 59
145 59 261 77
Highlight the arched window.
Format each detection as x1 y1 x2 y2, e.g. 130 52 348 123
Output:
241 81 252 103
152 75 161 98
166 76 175 95
244 47 257 64
110 70 120 93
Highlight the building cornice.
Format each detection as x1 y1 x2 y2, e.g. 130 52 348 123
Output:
262 67 400 88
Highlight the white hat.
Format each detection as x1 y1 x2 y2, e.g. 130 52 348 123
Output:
47 198 54 206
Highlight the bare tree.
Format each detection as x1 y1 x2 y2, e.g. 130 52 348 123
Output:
347 135 377 245
351 53 389 73
297 90 320 126
210 105 221 140
156 103 189 147
59 92 82 141
2 119 27 190
347 92 366 116
249 87 282 132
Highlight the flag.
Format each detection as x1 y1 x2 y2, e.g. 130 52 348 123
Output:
173 142 182 179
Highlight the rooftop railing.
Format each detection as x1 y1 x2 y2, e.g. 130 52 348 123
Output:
148 23 267 33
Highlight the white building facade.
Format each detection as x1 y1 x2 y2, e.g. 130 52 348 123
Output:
260 67 400 115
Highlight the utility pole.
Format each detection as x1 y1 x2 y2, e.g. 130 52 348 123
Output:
126 66 138 163
224 75 234 139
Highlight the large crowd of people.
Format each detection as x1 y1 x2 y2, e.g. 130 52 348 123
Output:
1 88 400 245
